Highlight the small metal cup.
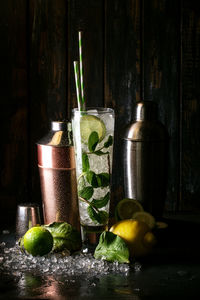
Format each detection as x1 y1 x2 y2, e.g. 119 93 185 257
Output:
16 203 41 240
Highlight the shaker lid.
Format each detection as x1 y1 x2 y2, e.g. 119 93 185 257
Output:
123 101 167 141
37 121 72 146
136 101 158 121
51 121 68 131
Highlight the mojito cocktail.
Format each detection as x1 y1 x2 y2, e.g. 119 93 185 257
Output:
72 108 115 249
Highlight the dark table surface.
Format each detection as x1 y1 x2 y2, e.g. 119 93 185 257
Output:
1 214 200 300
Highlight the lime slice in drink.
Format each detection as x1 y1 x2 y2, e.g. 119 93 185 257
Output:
132 211 156 229
80 115 106 143
115 198 144 221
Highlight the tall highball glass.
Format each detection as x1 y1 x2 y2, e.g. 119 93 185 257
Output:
72 108 115 252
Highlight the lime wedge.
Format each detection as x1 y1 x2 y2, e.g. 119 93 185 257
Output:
80 115 106 143
115 198 144 221
132 211 156 229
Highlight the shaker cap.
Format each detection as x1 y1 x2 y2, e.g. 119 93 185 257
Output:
37 121 72 146
123 101 167 141
37 121 75 169
136 101 158 121
51 121 69 131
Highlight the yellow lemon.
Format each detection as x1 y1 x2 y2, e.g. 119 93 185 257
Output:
110 219 156 257
132 211 156 229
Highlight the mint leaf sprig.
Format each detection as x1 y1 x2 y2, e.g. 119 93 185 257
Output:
77 131 113 224
88 207 108 224
78 186 110 224
89 133 113 156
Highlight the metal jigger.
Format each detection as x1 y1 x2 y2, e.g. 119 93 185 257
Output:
16 203 41 240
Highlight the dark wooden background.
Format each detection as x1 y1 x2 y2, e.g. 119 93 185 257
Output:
1 0 200 228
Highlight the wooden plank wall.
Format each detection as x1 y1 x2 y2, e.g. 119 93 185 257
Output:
0 0 29 225
181 0 200 211
0 0 200 227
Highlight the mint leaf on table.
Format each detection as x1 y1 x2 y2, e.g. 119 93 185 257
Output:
82 153 90 172
78 186 94 200
94 231 130 263
104 135 113 148
87 206 108 224
43 222 81 253
88 131 99 152
91 192 110 208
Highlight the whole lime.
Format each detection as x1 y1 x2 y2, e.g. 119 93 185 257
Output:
23 226 53 256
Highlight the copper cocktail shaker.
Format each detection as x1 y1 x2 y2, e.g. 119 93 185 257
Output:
37 121 79 230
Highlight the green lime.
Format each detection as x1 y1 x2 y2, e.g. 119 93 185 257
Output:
115 198 144 221
23 226 53 256
80 115 106 143
132 211 156 229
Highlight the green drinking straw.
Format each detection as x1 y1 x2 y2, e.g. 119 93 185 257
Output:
73 61 82 111
78 31 85 110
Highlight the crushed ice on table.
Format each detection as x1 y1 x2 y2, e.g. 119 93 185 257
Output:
0 241 137 278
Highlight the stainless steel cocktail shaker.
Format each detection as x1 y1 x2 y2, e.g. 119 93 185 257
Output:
37 121 80 229
122 101 168 218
